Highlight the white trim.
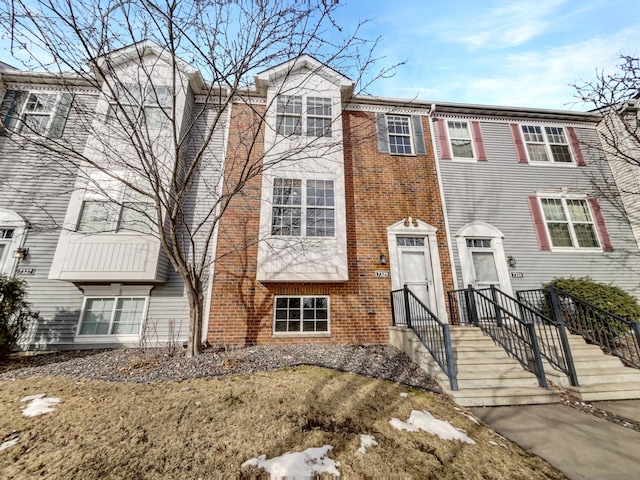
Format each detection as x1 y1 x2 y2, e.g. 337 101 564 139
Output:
519 124 576 165
0 208 28 277
445 119 476 160
272 295 330 335
74 293 150 340
536 196 602 251
385 114 415 156
455 222 512 295
386 218 447 322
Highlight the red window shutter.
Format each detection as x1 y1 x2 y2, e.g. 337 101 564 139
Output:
528 196 551 250
510 123 528 163
588 198 613 251
566 126 586 166
436 118 452 159
471 121 487 161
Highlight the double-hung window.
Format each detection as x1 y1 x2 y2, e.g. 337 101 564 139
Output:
77 170 154 234
274 296 329 333
307 97 332 137
521 125 573 163
77 296 148 336
386 115 413 154
271 178 334 237
447 121 474 158
276 95 302 136
107 83 173 129
540 198 600 248
0 90 72 137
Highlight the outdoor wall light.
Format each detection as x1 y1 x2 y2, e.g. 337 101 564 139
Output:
12 247 29 260
379 254 387 265
507 255 517 268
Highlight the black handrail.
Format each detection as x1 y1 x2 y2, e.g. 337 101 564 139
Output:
464 285 549 388
518 286 640 369
447 288 474 326
391 286 458 390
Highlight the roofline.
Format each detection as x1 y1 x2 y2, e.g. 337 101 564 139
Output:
350 94 602 123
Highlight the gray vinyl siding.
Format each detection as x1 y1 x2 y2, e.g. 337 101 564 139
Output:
438 119 640 299
1 91 97 349
2 81 227 350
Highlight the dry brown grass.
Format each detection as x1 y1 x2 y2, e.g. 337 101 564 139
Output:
0 366 567 479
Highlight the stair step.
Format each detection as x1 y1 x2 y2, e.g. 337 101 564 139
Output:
445 386 559 407
564 382 640 401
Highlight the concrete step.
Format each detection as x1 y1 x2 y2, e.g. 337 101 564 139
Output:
564 382 640 401
434 370 541 389
445 386 559 407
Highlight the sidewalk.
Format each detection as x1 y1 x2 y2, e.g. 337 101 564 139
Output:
471 400 640 480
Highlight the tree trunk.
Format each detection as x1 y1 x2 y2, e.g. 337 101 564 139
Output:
185 277 204 358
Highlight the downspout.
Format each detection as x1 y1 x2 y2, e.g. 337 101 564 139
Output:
427 104 459 317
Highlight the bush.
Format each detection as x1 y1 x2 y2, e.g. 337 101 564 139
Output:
544 276 640 321
0 275 33 359
544 276 640 345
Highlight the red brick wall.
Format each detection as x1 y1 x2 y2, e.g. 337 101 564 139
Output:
207 106 454 347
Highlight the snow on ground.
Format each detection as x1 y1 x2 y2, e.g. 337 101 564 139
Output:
242 445 340 478
460 412 479 425
390 410 476 444
20 393 61 417
0 437 19 452
399 392 408 397
357 435 378 454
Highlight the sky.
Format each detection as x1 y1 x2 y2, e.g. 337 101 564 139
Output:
331 0 640 110
1 0 638 112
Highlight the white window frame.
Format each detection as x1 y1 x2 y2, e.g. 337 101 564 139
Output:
275 95 333 138
75 295 149 341
76 170 154 234
521 125 574 164
272 295 330 336
386 115 414 155
106 83 173 129
1 90 72 137
271 178 335 237
276 95 303 136
446 120 475 159
538 196 601 250
306 97 332 138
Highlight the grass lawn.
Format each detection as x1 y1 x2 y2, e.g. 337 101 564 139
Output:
0 366 567 479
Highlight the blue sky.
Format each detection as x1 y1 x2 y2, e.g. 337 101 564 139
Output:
333 0 640 110
1 0 638 111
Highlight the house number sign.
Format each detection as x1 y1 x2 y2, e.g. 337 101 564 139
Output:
16 267 36 276
375 270 390 277
510 272 524 278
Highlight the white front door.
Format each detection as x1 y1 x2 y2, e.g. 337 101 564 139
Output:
398 237 434 308
467 239 501 289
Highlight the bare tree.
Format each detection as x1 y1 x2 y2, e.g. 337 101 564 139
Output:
0 0 396 356
575 55 640 241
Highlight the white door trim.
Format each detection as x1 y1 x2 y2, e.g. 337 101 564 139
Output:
387 217 448 322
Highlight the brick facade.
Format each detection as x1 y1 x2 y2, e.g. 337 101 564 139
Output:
207 105 454 347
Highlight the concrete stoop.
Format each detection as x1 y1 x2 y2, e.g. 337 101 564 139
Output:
543 332 640 401
389 325 559 407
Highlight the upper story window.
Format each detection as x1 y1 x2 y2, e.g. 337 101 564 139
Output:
521 125 573 163
276 95 302 136
107 83 173 128
386 115 413 155
447 121 474 158
0 90 72 138
76 170 154 234
271 178 334 237
539 197 599 249
276 95 333 137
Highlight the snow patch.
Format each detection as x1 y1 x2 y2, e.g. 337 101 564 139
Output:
399 392 408 397
390 410 475 444
357 435 378 454
242 445 340 478
460 412 479 425
21 394 61 417
0 437 19 452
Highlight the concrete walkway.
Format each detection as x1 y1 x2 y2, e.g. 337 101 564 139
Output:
471 400 640 480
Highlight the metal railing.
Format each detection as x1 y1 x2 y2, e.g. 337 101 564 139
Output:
518 287 640 369
447 288 474 326
391 286 458 390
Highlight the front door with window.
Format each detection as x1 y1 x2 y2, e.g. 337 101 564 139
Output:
398 237 434 308
467 238 501 289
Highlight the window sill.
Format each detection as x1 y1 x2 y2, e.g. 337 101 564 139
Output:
389 152 416 157
272 332 331 339
548 247 603 253
74 334 139 343
450 157 478 163
526 161 577 167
